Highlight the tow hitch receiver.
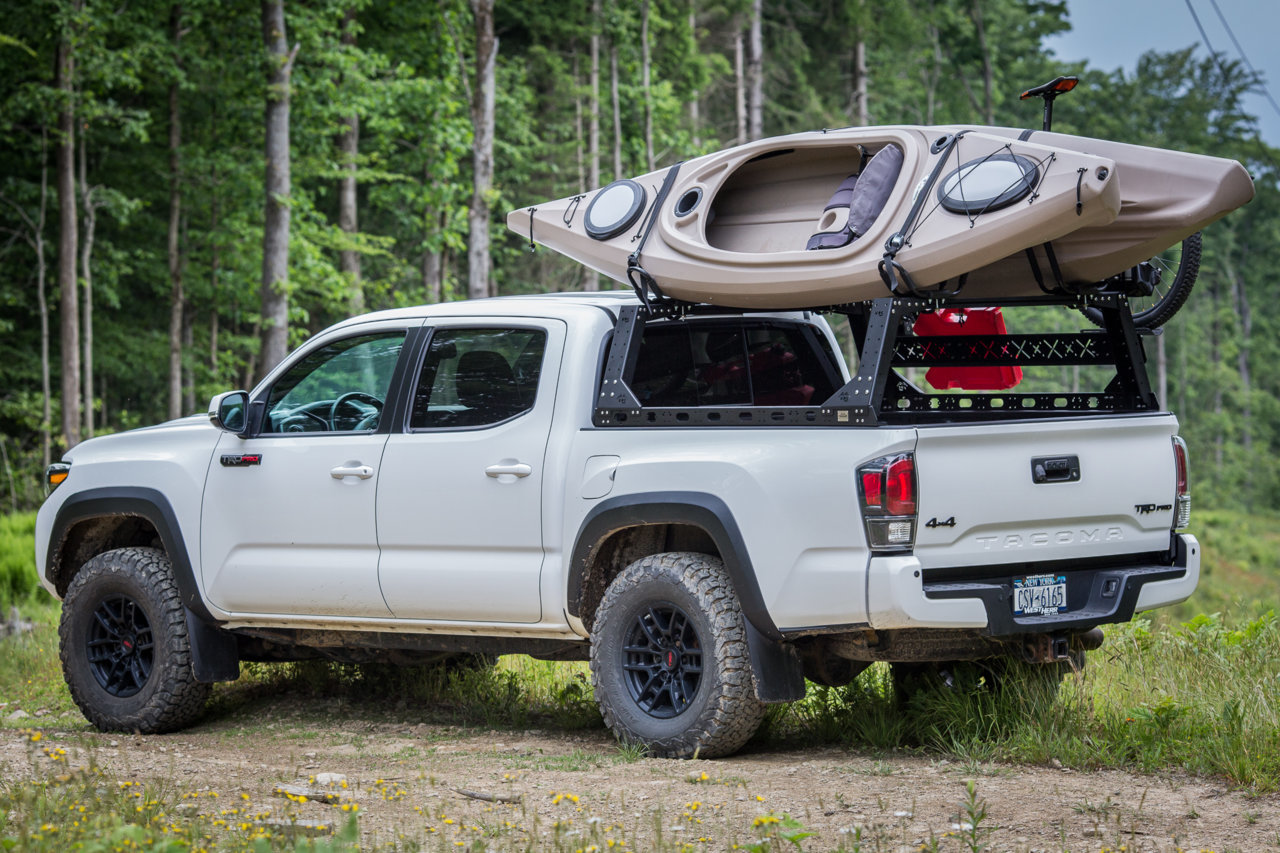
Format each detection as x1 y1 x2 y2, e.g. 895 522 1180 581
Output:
1022 628 1104 663
1023 633 1071 663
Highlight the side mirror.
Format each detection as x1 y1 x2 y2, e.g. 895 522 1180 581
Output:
209 390 250 437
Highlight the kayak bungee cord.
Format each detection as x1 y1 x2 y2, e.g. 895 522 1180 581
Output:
626 162 684 314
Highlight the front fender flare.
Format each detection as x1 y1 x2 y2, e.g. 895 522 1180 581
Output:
47 487 238 683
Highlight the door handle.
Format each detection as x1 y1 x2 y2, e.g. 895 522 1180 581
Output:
485 462 532 479
330 464 374 480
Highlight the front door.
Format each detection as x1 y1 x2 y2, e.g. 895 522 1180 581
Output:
201 323 416 617
376 320 564 623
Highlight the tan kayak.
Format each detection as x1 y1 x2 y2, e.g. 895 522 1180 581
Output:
506 125 1253 309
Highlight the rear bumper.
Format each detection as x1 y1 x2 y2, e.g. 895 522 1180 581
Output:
867 534 1199 634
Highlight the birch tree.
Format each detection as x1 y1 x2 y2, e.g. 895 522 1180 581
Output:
258 0 297 377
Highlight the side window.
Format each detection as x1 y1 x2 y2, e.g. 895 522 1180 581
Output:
630 321 837 407
264 332 406 433
410 328 547 429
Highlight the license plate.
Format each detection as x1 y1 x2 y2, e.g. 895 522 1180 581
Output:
1012 573 1067 616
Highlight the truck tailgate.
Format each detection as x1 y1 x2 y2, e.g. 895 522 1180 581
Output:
912 415 1180 570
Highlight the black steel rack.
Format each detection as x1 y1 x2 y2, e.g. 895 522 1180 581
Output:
594 293 1158 428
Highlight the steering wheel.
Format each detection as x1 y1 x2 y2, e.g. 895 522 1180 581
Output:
278 409 330 432
331 391 384 431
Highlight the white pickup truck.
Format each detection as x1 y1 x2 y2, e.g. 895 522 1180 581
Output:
35 290 1198 757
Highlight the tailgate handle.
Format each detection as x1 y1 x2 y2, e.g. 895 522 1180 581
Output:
1031 455 1080 484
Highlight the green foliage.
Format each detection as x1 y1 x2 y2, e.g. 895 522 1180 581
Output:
1178 509 1280 619
0 511 38 609
0 0 1276 514
769 607 1280 791
743 811 814 852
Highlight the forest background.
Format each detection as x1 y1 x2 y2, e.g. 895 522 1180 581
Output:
0 0 1276 514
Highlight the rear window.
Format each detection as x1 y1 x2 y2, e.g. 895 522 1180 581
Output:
630 320 838 407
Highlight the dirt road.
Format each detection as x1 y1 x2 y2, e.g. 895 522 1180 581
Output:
3 693 1275 852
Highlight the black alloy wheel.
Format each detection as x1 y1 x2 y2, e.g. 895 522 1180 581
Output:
60 547 213 733
590 552 766 758
86 594 154 698
622 602 703 718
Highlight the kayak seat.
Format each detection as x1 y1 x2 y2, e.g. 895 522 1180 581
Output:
806 143 904 251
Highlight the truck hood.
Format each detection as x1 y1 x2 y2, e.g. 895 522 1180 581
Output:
60 414 221 469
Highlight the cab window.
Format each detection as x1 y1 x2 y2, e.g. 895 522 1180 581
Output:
410 328 547 429
264 332 406 433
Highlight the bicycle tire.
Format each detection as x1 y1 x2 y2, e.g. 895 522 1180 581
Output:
1082 231 1201 329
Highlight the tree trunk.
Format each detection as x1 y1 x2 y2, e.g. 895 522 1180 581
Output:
168 3 184 421
467 0 497 300
747 0 763 140
78 118 95 438
209 173 220 379
36 129 51 468
852 38 868 125
339 7 362 313
609 44 621 180
1232 264 1252 461
183 304 195 414
422 163 443 302
971 0 995 124
642 0 654 172
925 23 942 124
1210 280 1223 471
585 1 601 291
1156 329 1167 410
56 6 81 450
734 23 746 145
1177 328 1187 420
259 0 296 378
589 0 600 192
574 51 585 193
688 7 700 148
423 242 443 302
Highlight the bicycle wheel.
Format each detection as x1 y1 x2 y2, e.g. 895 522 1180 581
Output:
1082 232 1201 329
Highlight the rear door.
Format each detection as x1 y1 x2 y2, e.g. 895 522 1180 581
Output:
375 319 565 623
911 415 1180 571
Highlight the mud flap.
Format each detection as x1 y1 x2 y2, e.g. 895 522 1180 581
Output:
185 608 240 683
745 621 806 703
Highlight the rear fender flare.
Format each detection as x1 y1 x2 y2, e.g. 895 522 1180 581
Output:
570 492 804 703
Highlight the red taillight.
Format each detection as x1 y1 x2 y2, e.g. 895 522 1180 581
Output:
1172 435 1191 530
861 471 883 508
1172 436 1188 496
886 455 916 515
857 452 918 552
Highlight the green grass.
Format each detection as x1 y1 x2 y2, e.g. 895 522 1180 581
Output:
0 510 39 609
0 747 363 852
0 599 76 721
1180 509 1280 620
771 609 1280 789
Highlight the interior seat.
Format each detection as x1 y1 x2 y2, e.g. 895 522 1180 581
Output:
453 350 522 426
806 144 904 251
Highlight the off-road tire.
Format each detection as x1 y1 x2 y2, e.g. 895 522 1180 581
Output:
590 552 766 759
59 547 211 733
